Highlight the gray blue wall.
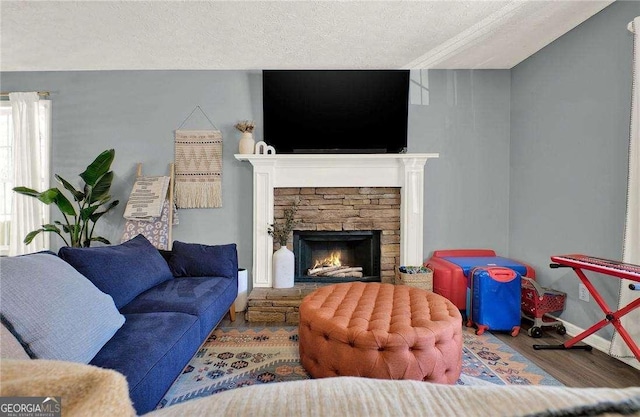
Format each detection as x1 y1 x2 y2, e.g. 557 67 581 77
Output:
411 70 511 256
510 0 639 338
0 69 512 290
2 1 636 343
0 71 261 273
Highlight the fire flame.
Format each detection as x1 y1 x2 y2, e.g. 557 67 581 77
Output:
313 252 342 269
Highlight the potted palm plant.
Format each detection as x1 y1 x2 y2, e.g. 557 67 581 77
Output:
13 149 120 247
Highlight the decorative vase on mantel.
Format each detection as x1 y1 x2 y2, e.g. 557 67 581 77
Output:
273 245 294 288
238 132 255 154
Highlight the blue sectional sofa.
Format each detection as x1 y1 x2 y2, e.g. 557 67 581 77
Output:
1 235 238 415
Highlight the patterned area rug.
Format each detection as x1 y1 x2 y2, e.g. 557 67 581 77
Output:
158 326 562 409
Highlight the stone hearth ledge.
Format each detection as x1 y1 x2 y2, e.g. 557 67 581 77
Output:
235 153 439 288
246 283 328 324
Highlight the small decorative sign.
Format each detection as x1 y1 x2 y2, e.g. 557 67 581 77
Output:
255 141 276 155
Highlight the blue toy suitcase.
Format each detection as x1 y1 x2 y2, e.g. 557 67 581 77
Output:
466 266 521 337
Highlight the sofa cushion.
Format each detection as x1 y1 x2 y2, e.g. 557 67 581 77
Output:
59 234 174 309
168 241 238 279
90 312 200 415
0 253 125 363
0 321 30 360
120 276 238 340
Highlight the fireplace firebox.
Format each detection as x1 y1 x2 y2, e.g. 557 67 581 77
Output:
293 231 381 283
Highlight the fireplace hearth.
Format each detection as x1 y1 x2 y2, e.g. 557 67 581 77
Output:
293 231 381 283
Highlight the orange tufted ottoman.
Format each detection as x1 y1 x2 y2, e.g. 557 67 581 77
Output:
299 282 463 384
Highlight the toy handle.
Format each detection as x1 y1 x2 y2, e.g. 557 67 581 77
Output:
523 276 545 301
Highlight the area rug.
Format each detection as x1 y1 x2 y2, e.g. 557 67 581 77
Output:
157 326 562 409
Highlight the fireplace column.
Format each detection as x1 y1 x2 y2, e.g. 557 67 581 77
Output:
251 159 275 287
401 157 427 266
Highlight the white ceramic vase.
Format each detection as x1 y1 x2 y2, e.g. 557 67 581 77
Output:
273 246 295 288
238 132 255 154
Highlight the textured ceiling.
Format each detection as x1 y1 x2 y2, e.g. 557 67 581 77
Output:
0 1 613 71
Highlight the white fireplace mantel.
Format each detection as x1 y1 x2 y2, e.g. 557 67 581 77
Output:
235 153 439 287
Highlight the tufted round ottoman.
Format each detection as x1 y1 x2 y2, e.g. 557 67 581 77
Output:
298 282 463 384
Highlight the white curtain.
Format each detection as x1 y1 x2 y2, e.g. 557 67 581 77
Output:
9 92 50 256
609 17 640 366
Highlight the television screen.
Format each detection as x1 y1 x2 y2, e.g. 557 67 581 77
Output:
262 70 409 154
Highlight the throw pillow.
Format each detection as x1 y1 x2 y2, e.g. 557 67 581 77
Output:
0 253 125 363
168 241 238 279
58 234 174 309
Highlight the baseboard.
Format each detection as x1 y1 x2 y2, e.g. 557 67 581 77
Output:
616 355 640 371
558 318 640 371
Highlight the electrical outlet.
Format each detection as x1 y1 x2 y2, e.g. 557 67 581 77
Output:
578 283 590 302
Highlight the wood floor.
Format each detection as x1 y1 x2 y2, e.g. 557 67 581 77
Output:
492 323 639 388
220 312 639 388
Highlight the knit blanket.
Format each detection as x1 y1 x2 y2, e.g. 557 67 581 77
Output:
121 199 177 250
149 377 640 417
174 130 222 208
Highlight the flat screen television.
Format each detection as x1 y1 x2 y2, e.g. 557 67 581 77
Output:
262 70 409 154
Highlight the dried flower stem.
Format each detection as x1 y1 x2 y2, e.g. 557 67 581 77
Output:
234 120 256 133
268 200 299 247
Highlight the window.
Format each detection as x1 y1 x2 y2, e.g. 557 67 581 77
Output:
0 99 51 255
410 69 430 106
0 104 13 254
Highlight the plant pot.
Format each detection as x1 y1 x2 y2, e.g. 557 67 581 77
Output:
238 132 255 154
273 246 294 288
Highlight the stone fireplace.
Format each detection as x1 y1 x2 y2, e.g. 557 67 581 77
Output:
274 186 400 283
235 153 439 288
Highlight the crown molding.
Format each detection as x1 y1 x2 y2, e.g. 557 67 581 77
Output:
404 1 527 69
404 0 614 70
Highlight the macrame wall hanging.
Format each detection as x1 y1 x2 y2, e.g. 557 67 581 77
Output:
174 106 223 209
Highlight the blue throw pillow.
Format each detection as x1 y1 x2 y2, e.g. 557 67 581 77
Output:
0 253 125 363
59 234 174 309
168 241 238 279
